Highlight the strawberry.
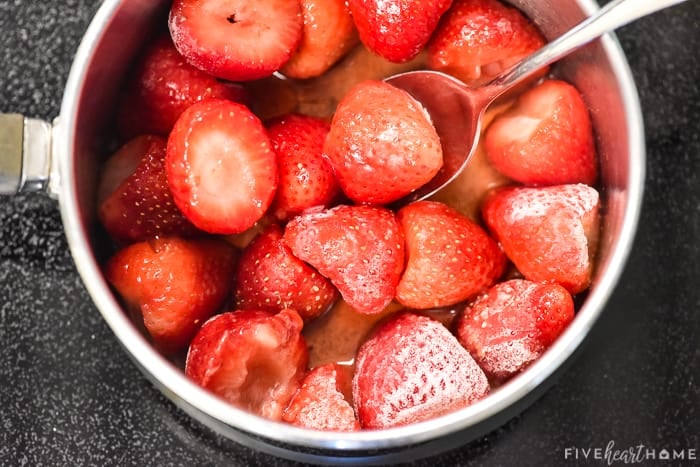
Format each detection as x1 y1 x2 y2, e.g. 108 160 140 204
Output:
267 114 339 220
427 0 546 86
116 36 248 140
166 99 278 234
284 205 405 314
349 0 453 63
396 201 506 309
233 224 337 321
323 80 443 205
353 312 489 429
456 279 574 380
482 184 600 294
282 363 360 431
97 135 199 244
281 0 359 79
485 79 597 186
186 309 308 421
169 0 303 81
105 237 237 353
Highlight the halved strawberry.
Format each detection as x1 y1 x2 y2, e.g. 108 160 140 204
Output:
284 205 405 314
166 99 278 234
457 279 574 380
233 224 337 321
349 0 453 63
281 0 359 79
116 36 249 140
482 184 600 294
353 312 489 429
427 0 546 86
323 80 443 205
98 135 199 244
105 237 237 353
396 201 506 309
485 79 597 186
267 114 339 220
169 0 303 81
282 363 360 431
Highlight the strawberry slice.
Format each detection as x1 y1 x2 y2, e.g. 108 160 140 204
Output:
396 201 506 309
166 99 278 234
98 135 199 244
456 279 574 380
284 205 405 315
353 312 489 429
427 0 546 86
267 114 339 220
349 0 453 63
105 237 237 353
234 225 337 321
185 309 308 421
323 80 443 205
169 0 303 81
282 363 360 431
281 0 359 79
482 184 600 294
485 79 598 186
116 36 248 140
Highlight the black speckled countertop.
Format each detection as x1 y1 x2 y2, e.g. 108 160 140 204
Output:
1 1 698 466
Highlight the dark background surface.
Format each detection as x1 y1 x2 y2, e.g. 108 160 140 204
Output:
1 1 698 466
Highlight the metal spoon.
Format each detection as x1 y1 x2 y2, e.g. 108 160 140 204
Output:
386 0 687 206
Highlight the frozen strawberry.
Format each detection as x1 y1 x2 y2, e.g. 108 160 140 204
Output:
353 312 489 429
167 99 278 234
116 36 248 140
233 225 337 321
485 79 597 186
457 279 574 380
349 0 453 63
427 0 546 86
169 0 303 81
186 309 308 420
98 135 198 244
396 201 506 309
482 184 600 294
284 205 404 314
105 237 237 353
323 80 443 205
282 0 359 79
282 363 360 431
267 114 339 220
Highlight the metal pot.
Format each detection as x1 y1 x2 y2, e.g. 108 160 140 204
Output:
0 0 643 463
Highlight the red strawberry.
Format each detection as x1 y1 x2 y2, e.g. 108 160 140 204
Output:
167 99 278 234
267 114 339 220
105 237 237 353
482 184 600 294
284 205 405 314
457 279 574 380
282 0 359 79
396 201 506 309
98 135 199 244
169 0 303 81
427 0 546 86
353 312 489 429
233 225 337 321
116 36 248 140
186 309 308 420
485 79 597 186
349 0 453 63
282 363 360 431
323 80 443 205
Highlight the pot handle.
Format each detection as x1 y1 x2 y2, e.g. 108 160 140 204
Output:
0 113 56 197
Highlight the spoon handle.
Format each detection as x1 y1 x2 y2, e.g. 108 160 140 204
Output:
488 0 688 91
